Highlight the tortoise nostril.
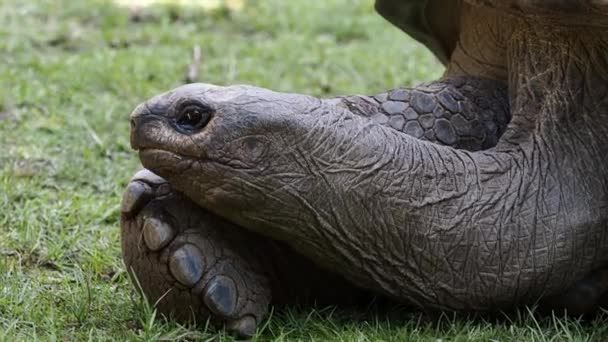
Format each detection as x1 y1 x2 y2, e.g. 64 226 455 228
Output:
129 102 151 128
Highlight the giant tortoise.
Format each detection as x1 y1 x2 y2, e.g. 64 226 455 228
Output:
120 0 608 337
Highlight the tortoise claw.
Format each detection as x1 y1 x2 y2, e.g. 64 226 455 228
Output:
121 169 170 216
121 181 153 215
142 216 175 251
169 243 206 287
204 275 238 317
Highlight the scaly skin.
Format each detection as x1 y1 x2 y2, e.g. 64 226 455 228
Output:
122 1 608 336
340 77 510 150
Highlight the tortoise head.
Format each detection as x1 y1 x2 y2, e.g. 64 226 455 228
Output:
129 83 330 208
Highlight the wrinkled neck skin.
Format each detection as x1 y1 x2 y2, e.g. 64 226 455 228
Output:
148 15 608 310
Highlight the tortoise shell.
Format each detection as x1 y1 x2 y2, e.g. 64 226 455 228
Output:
375 0 608 65
375 0 461 65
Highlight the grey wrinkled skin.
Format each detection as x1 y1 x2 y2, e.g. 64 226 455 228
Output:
122 0 608 336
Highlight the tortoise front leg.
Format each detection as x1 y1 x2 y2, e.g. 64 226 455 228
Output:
120 170 271 337
120 169 372 337
340 76 510 151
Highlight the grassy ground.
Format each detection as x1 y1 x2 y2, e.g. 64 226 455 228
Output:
1 0 607 340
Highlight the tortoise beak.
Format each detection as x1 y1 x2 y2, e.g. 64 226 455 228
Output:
129 103 148 151
129 103 163 151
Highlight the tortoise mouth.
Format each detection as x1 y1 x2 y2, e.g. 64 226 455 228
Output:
139 148 178 159
138 148 197 175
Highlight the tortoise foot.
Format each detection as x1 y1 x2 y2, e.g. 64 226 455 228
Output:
120 169 270 338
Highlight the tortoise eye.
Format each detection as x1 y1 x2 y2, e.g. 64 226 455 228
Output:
176 104 212 132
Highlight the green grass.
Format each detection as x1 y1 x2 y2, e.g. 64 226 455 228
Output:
1 0 607 340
